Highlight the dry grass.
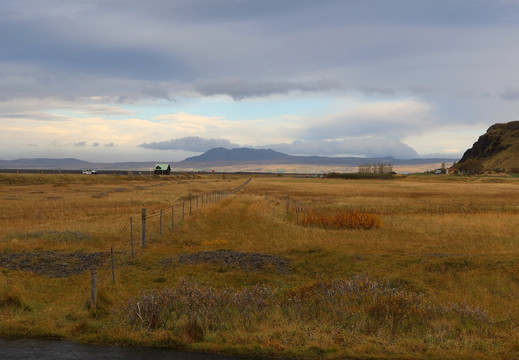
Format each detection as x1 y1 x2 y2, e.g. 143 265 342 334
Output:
1 173 519 359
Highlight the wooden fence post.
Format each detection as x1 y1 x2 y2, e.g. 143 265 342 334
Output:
111 246 115 283
182 202 185 221
189 194 192 215
130 217 133 258
90 268 97 309
141 208 146 248
160 209 163 236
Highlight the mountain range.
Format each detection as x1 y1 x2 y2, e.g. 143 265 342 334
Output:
181 147 453 166
3 120 517 173
0 148 456 173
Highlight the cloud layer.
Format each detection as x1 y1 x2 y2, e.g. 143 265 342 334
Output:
2 1 519 161
139 137 240 152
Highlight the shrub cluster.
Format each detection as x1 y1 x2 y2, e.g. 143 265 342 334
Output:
301 211 382 229
280 275 427 332
124 279 273 332
123 275 491 339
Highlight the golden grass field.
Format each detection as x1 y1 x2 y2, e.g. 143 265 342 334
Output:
1 173 519 359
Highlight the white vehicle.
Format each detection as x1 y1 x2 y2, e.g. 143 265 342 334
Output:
82 169 98 175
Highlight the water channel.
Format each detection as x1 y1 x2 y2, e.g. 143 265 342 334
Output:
0 338 252 360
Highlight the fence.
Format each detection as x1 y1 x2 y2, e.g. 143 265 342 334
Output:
90 178 252 307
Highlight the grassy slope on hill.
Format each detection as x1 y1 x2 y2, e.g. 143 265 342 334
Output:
459 121 519 171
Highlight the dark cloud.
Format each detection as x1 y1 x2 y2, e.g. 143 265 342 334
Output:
0 63 178 102
499 88 519 101
92 142 100 147
1 0 518 103
139 137 240 152
104 143 114 147
195 78 342 100
0 18 193 82
0 112 65 120
88 1 518 29
357 86 397 96
73 141 87 147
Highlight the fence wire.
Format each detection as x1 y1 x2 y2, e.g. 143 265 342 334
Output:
102 178 252 279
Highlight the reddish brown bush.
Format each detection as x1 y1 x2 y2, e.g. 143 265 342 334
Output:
301 210 382 230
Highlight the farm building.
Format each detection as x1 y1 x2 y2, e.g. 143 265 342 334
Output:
154 164 171 175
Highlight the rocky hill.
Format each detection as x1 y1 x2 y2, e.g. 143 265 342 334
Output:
458 121 519 170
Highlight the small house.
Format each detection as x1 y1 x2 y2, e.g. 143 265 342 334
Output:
154 164 171 175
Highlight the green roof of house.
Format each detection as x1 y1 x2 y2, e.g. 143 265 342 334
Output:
154 164 170 170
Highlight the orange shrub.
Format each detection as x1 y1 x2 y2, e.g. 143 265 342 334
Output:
301 210 382 230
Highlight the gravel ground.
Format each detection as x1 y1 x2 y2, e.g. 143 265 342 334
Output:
160 250 290 274
0 249 290 278
0 251 108 278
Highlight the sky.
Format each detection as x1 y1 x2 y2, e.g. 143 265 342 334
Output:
1 0 519 162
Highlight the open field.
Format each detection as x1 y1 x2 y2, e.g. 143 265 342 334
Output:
169 161 451 174
1 173 519 359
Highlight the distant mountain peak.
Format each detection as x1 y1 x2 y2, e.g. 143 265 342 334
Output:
182 147 291 162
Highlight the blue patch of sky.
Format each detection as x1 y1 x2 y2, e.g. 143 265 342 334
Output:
118 96 335 122
46 92 419 123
